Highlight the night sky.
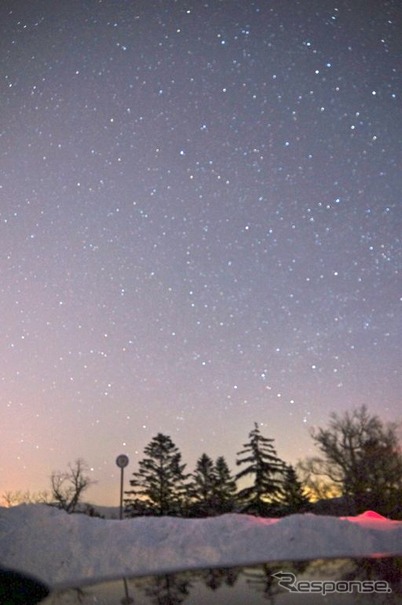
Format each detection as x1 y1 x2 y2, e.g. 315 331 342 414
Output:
1 0 401 506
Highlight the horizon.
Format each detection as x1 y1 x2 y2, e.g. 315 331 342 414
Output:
2 406 400 508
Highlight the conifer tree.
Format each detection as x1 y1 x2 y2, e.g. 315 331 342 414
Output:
125 433 188 516
278 464 311 515
189 453 217 516
236 423 286 516
188 454 238 516
214 456 237 513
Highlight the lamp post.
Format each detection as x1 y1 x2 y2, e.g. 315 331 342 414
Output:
116 454 129 520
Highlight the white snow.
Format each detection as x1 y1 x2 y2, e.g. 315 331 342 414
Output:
0 505 401 589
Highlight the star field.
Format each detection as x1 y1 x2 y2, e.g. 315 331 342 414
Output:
1 0 401 504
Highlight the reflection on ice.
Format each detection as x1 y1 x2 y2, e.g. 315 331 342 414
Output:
42 556 402 605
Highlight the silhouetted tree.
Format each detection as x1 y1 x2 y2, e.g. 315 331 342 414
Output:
277 464 311 515
236 423 286 516
296 457 340 502
188 454 238 516
1 490 50 507
125 433 189 516
50 459 95 513
189 453 217 516
308 406 402 516
213 456 237 513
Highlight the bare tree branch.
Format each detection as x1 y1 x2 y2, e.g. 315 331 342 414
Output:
50 459 95 513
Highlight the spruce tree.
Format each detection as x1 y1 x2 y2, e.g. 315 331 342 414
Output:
214 456 237 513
189 453 217 516
125 433 188 516
236 423 286 516
279 464 311 515
189 454 238 516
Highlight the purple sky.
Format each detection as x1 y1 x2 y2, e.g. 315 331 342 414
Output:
1 0 401 505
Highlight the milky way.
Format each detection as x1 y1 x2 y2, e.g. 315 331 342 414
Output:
1 0 401 504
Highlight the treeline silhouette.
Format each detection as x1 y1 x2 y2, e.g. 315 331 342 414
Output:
4 406 401 519
124 407 402 519
124 422 310 518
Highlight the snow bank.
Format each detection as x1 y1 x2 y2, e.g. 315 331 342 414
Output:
0 505 401 588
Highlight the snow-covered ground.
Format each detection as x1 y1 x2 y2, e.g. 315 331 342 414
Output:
1 505 401 589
